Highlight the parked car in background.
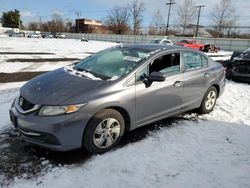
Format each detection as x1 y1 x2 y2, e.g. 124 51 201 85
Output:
41 33 53 38
55 33 66 39
150 38 173 45
81 37 89 42
175 39 205 50
175 39 219 52
226 49 250 83
27 32 42 38
9 44 225 154
9 32 25 37
203 43 220 53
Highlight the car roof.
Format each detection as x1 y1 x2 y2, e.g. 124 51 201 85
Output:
118 44 185 52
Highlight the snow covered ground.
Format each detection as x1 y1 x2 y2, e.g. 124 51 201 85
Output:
0 37 249 187
0 37 117 73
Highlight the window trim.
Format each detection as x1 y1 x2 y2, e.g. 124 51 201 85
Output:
124 50 184 86
149 51 182 75
135 51 182 85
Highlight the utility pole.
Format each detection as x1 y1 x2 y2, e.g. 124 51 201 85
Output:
195 5 205 38
38 16 42 32
166 0 176 36
75 11 81 33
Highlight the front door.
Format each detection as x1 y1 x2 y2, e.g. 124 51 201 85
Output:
135 52 183 126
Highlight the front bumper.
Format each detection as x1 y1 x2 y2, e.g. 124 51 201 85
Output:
9 106 92 151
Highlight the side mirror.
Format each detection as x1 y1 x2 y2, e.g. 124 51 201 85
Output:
148 71 166 82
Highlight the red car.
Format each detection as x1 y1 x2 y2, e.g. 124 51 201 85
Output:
175 39 205 50
175 40 220 52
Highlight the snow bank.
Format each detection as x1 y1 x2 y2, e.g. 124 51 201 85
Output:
5 80 250 188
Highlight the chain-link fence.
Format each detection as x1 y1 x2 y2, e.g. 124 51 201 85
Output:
63 32 250 51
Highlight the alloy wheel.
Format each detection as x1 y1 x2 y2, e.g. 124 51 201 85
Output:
93 118 121 149
205 90 217 110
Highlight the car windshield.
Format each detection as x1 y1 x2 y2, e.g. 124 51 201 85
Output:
74 47 150 80
151 39 161 44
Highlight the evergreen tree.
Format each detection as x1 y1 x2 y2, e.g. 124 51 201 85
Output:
1 9 21 28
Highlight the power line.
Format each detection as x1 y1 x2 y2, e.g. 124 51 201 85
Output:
165 0 176 36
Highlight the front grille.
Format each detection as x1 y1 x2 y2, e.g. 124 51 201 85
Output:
19 96 35 111
15 96 40 114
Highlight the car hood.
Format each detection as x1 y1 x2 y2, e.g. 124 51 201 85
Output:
20 68 106 105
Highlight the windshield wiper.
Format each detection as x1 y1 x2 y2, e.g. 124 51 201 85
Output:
73 66 110 80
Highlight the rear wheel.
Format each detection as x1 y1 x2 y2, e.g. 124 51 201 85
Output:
198 86 218 114
82 109 125 154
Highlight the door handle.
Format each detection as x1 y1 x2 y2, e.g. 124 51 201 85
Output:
174 81 183 87
204 73 211 78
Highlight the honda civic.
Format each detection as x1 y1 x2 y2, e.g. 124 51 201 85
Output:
9 44 225 153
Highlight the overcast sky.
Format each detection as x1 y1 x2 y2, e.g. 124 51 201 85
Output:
0 0 249 28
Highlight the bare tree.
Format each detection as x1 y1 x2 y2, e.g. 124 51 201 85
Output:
151 9 165 34
105 6 130 34
128 0 145 35
211 0 238 37
177 0 196 35
148 25 157 35
65 19 73 32
28 22 39 31
51 13 64 32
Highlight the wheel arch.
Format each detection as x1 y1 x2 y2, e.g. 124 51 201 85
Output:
104 106 131 132
84 106 131 134
199 83 220 108
211 84 220 97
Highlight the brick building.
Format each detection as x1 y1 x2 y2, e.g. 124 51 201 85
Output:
75 18 104 33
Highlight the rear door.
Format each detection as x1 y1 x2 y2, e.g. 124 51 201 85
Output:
181 50 210 112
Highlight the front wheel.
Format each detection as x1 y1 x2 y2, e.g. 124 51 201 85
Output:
198 86 218 114
82 109 125 154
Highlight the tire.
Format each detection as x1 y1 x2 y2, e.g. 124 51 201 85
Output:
82 109 125 154
198 86 218 114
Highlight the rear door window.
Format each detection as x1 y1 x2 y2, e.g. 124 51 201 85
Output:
183 51 204 71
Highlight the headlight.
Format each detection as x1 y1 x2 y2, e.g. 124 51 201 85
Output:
38 104 87 116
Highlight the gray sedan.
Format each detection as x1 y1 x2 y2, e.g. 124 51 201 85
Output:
9 44 225 153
